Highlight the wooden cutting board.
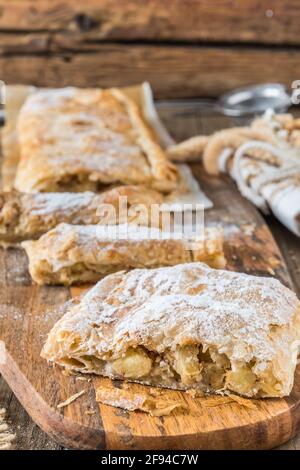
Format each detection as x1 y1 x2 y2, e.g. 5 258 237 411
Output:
0 168 300 450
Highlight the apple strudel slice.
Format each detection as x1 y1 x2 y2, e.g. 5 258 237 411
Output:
22 224 225 285
41 262 300 398
0 186 163 244
14 87 178 193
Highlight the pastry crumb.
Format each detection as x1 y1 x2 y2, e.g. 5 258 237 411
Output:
201 396 234 407
200 394 257 410
95 385 187 416
57 390 86 409
227 393 257 410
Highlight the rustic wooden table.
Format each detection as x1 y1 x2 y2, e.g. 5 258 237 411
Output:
1 102 299 450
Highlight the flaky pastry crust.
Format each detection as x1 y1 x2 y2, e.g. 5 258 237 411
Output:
42 262 300 398
14 87 178 193
0 186 164 243
22 224 225 285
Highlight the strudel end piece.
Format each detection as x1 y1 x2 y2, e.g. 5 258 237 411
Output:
41 262 300 398
22 224 225 285
0 186 163 243
14 87 178 193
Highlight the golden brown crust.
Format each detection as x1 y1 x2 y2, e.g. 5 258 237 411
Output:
2 84 212 212
22 224 225 285
95 383 187 416
110 88 178 190
0 186 164 243
0 185 163 243
0 191 22 240
41 262 300 398
14 87 178 193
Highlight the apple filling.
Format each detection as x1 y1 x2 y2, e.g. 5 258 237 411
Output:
111 348 152 379
173 345 202 385
29 261 122 285
56 342 283 397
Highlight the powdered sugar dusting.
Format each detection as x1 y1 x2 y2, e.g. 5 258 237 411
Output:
22 223 223 276
32 222 220 244
16 88 153 191
29 192 95 216
44 262 300 364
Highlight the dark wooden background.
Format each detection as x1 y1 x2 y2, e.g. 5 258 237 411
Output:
1 0 300 98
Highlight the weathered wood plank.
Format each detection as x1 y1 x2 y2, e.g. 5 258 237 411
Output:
1 0 300 46
0 45 299 98
0 33 50 55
